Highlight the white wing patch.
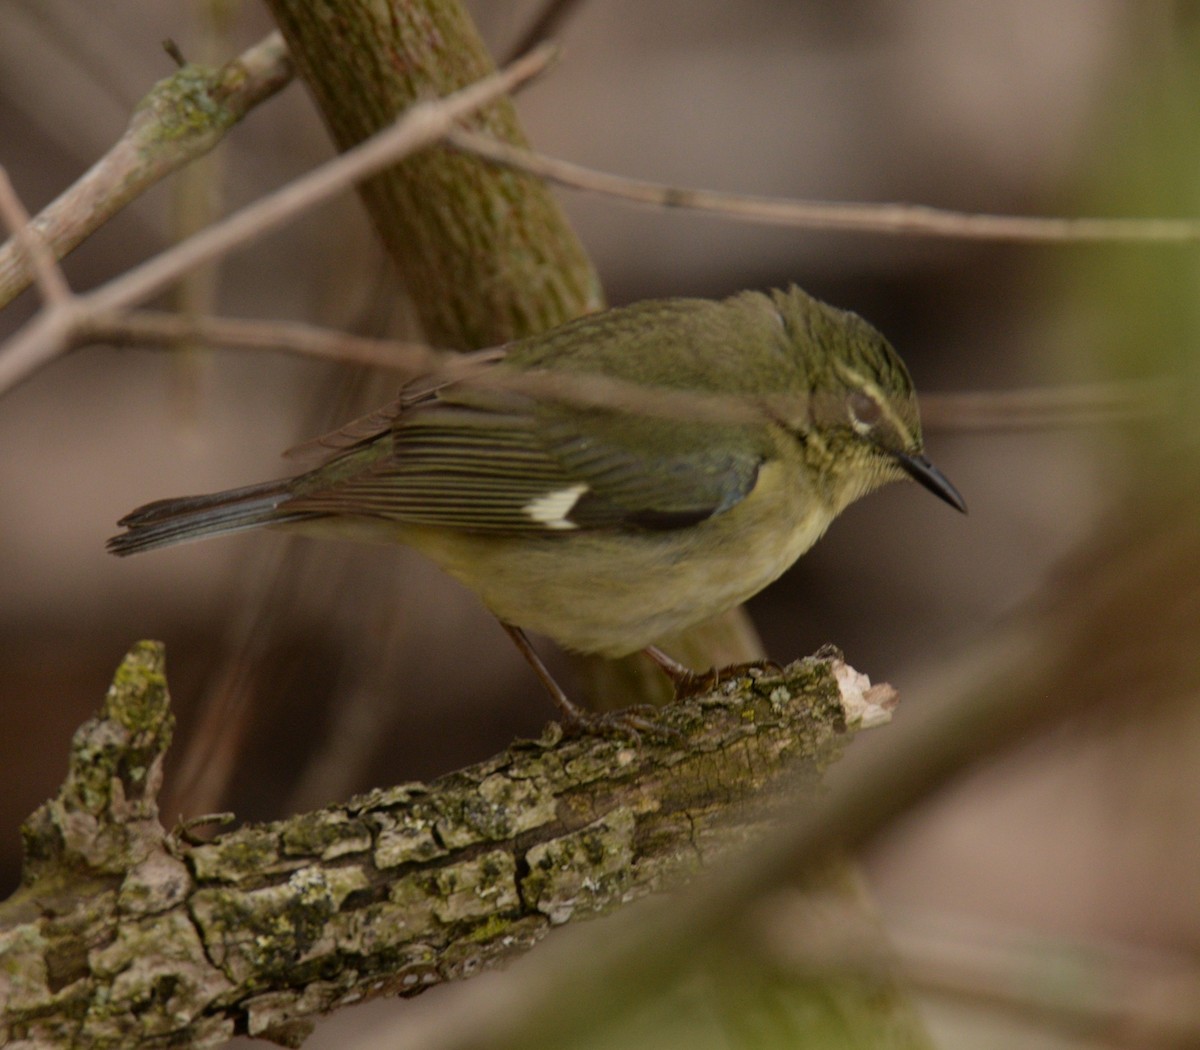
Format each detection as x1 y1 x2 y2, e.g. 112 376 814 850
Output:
524 483 588 530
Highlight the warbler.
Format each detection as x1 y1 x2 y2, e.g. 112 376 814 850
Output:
109 286 964 726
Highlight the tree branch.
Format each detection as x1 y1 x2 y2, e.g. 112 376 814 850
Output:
447 127 1200 244
0 168 72 306
0 44 557 399
87 306 1171 434
0 32 294 311
0 642 890 1048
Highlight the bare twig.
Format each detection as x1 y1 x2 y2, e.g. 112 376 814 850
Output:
87 308 1169 436
921 378 1171 431
87 309 432 371
502 0 590 64
0 31 294 310
85 43 556 317
448 128 1200 245
0 167 73 305
0 44 558 399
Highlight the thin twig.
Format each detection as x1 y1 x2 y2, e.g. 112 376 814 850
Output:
0 167 73 305
88 308 1169 435
448 128 1200 245
502 0 590 64
86 308 1171 438
921 378 1171 431
87 310 435 372
0 31 294 310
85 307 772 424
82 43 557 317
0 44 558 399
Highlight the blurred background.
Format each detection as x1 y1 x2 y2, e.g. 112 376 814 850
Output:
1 2 1198 1047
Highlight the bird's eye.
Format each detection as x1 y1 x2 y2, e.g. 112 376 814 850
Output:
847 390 882 433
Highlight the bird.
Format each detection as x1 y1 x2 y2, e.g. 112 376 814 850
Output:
109 285 965 728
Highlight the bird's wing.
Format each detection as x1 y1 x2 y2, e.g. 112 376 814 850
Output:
282 382 764 534
282 347 507 461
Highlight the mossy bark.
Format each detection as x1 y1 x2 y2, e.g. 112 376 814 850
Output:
1 643 868 1048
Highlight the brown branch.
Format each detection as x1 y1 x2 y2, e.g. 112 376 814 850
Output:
0 642 887 1048
88 308 1170 436
0 32 294 311
447 128 1200 245
920 378 1172 431
501 0 591 65
84 44 557 319
0 167 73 305
0 45 558 399
87 309 438 372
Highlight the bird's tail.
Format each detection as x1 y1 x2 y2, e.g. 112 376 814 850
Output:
107 479 311 556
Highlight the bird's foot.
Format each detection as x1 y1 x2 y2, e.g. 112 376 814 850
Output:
501 622 682 743
644 646 783 700
554 698 684 744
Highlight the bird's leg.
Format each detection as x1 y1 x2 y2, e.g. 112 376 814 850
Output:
500 622 592 726
500 622 672 739
643 645 696 686
644 644 715 698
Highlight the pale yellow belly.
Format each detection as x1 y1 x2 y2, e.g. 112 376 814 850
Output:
385 461 837 657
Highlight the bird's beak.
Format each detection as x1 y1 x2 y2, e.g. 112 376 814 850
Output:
892 451 967 513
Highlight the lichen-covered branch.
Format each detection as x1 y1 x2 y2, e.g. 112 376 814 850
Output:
0 33 294 310
0 642 889 1049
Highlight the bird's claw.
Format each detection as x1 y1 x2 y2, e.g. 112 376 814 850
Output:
646 646 783 701
558 703 685 745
